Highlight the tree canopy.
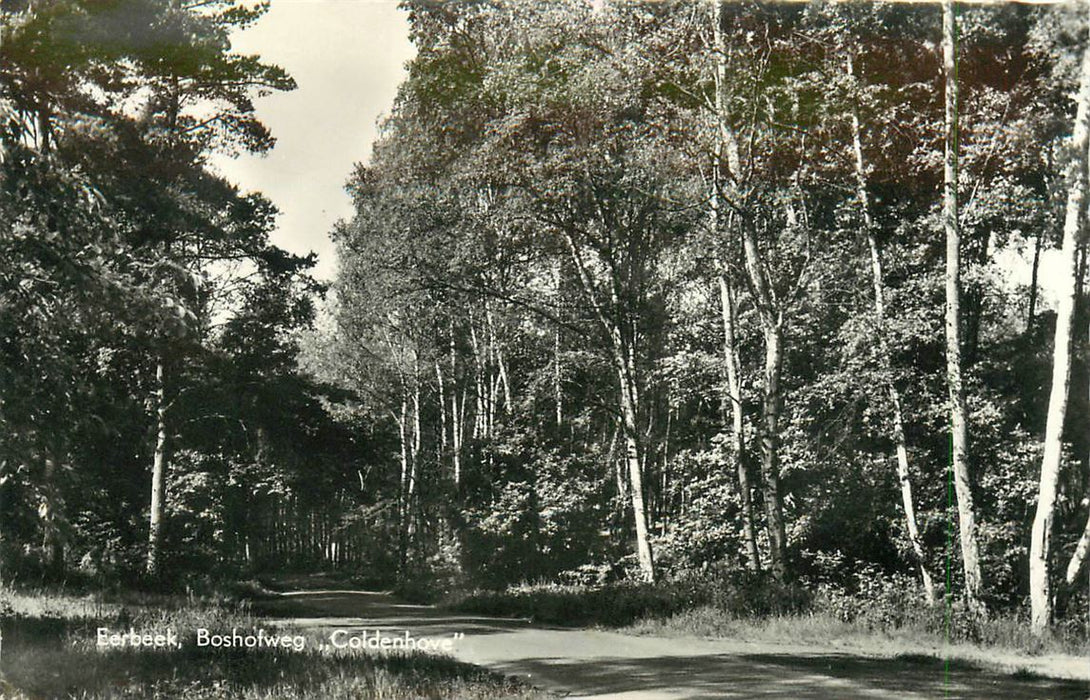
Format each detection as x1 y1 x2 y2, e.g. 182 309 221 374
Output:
6 0 1090 641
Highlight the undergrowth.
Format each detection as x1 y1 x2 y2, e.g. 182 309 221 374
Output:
446 571 808 628
446 566 1090 660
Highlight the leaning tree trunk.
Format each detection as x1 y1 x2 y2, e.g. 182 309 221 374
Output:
847 53 934 603
1030 0 1090 635
146 359 168 576
562 228 655 583
942 0 984 616
1065 507 1090 588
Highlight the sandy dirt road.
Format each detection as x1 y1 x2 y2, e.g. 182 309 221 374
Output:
259 582 1090 699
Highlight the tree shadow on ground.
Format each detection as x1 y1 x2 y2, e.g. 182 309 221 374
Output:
487 652 1090 699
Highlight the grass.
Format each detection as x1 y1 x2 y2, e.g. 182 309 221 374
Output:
626 604 1090 681
622 600 1074 649
0 587 553 700
627 605 860 644
446 574 1090 682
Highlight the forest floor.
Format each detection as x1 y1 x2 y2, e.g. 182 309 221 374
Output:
257 575 1090 700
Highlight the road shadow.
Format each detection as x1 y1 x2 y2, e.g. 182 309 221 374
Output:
251 577 1090 699
485 652 1090 699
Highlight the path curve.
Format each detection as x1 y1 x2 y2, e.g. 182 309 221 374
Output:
258 581 1089 699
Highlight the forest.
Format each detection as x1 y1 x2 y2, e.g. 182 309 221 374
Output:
5 0 1090 651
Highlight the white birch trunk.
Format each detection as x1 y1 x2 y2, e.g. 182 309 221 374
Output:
554 260 564 426
1065 506 1090 587
758 314 788 581
487 305 513 413
1030 0 1090 634
397 398 409 566
717 271 761 572
712 0 763 574
147 359 168 576
738 212 789 580
561 229 655 583
436 360 447 453
618 354 654 582
449 323 462 485
847 53 934 603
942 0 985 616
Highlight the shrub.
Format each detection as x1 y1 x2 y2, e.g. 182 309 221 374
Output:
447 568 811 628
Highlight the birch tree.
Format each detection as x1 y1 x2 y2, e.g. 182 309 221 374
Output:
703 1 826 581
942 0 985 615
710 0 760 573
1029 0 1090 635
844 49 934 603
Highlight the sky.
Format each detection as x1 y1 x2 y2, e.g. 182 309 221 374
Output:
211 0 417 281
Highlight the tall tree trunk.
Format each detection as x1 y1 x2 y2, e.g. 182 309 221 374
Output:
147 359 168 576
397 399 409 570
468 310 483 439
618 349 654 582
409 374 421 546
487 304 513 413
755 310 788 581
717 271 760 571
555 327 564 426
554 260 564 426
734 214 789 581
436 360 447 464
713 0 762 574
608 426 625 519
40 454 64 574
561 228 654 583
1030 0 1090 635
454 387 465 485
660 405 673 536
737 200 789 579
942 0 985 616
449 321 462 486
847 53 934 603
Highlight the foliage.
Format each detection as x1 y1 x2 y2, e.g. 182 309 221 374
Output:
448 569 810 628
7 0 1090 644
0 0 342 587
315 0 1090 637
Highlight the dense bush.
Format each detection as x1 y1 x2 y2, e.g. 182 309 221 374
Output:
809 563 1090 652
450 561 1089 656
447 569 811 628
